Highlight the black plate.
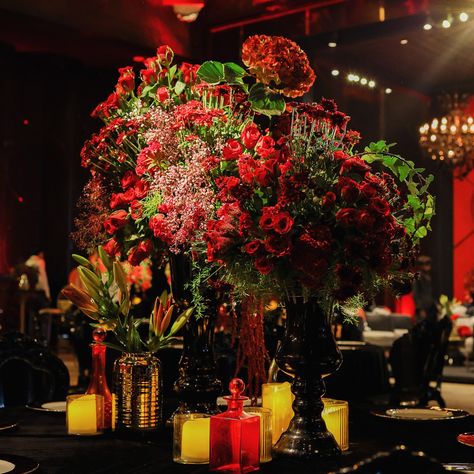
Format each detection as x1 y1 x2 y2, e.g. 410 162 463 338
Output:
0 454 39 474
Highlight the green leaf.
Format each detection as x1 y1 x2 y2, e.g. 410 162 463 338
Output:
414 226 428 239
248 83 285 117
224 62 245 84
197 61 225 84
113 261 128 294
169 308 193 336
174 81 186 95
72 254 93 269
98 246 112 272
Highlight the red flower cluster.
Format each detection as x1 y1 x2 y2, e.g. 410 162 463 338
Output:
242 35 316 98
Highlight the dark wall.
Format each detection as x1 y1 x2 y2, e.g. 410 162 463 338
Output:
1 47 117 299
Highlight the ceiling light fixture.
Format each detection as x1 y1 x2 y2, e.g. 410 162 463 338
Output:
460 12 469 22
385 88 392 94
368 80 376 88
328 41 337 48
442 19 451 28
423 23 432 30
400 39 408 45
331 69 340 76
360 78 368 85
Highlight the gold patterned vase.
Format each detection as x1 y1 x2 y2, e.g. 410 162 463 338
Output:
113 352 162 434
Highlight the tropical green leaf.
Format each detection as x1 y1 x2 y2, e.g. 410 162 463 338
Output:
174 80 186 95
224 62 245 84
72 254 93 269
248 83 285 117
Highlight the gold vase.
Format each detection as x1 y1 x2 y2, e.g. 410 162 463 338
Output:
113 352 162 434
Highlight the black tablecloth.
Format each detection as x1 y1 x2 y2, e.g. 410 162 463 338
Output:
1 405 473 474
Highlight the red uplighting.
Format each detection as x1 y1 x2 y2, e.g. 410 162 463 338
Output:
17 196 24 203
133 55 145 63
23 119 29 125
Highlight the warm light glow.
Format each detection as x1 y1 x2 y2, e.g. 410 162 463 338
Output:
67 394 103 435
460 12 469 22
360 78 368 85
322 399 349 451
181 417 210 462
347 73 354 81
331 69 340 76
328 41 337 48
385 88 392 94
262 382 294 444
400 39 408 45
442 19 451 28
430 134 437 142
423 23 432 30
353 75 360 82
379 6 385 22
368 80 376 88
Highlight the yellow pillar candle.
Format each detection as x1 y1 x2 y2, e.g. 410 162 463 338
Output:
180 417 210 463
67 394 104 436
262 382 294 444
322 398 349 451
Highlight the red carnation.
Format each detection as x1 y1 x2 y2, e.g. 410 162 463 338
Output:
103 239 121 257
103 210 128 235
241 124 261 149
223 139 243 160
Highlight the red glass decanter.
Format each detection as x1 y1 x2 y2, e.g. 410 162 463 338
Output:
86 328 112 430
209 378 260 473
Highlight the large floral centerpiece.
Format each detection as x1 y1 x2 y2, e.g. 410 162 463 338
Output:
75 35 434 456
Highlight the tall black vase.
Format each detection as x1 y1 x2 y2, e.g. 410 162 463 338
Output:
169 253 222 419
272 297 343 461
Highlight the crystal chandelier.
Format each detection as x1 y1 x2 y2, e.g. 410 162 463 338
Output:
419 94 474 179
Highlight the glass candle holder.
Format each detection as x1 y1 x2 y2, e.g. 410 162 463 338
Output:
173 413 211 464
262 382 294 444
66 394 104 436
322 398 349 451
244 407 272 463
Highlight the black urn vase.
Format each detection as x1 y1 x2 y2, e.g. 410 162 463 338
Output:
272 296 343 461
168 253 222 420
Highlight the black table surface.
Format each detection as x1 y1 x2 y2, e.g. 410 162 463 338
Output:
0 405 473 474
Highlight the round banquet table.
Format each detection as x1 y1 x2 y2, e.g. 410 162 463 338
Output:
0 405 473 473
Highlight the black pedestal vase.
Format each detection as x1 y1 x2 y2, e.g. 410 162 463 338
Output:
272 297 343 461
169 253 222 420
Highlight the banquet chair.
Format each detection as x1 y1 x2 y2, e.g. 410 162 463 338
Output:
0 331 69 407
389 313 452 407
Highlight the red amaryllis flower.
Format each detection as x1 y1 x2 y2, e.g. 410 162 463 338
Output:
223 139 243 160
241 35 316 98
103 210 128 235
103 238 121 257
241 124 261 149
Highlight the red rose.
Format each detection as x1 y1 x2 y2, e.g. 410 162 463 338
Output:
254 255 275 275
128 240 153 266
156 87 170 102
239 212 254 234
157 45 173 66
254 167 272 187
256 135 276 159
241 124 261 149
340 157 370 176
103 239 121 257
336 208 358 227
338 177 360 203
370 197 390 216
357 209 375 230
223 139 243 160
134 180 150 199
244 240 262 255
116 66 135 95
130 200 143 220
273 211 294 235
259 208 275 232
333 150 349 161
110 193 125 209
103 210 128 235
265 234 292 256
121 171 139 190
360 182 378 199
322 191 336 208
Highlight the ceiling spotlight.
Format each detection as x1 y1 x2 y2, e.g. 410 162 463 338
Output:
460 12 469 22
442 19 451 28
331 69 340 76
400 39 408 45
368 80 376 88
385 88 392 94
360 78 368 85
328 41 337 48
163 0 205 22
353 75 360 82
423 23 432 30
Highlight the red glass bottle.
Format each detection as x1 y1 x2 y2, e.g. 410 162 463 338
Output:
210 378 260 473
86 328 112 430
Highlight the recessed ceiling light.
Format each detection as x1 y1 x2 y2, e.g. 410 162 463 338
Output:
442 19 451 28
385 88 392 94
460 12 469 22
360 78 368 85
400 39 408 45
331 69 340 76
423 23 432 30
368 80 376 88
353 75 360 82
328 41 337 48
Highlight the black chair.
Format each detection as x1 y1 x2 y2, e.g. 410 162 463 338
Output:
389 313 452 407
0 332 69 407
